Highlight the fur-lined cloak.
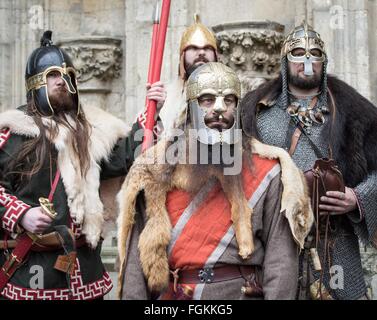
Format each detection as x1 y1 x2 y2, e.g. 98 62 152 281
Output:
240 75 377 299
0 105 134 248
241 75 377 245
241 75 377 190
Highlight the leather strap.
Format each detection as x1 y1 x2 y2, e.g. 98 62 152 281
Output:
30 235 87 252
288 127 302 156
0 234 87 252
0 170 63 290
0 233 37 291
0 240 16 250
295 119 325 158
287 96 324 157
48 170 60 202
169 265 256 285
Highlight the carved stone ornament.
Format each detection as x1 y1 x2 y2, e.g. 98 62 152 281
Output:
56 37 122 93
212 21 285 94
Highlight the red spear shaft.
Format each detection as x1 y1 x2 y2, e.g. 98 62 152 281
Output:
142 0 171 152
142 2 159 126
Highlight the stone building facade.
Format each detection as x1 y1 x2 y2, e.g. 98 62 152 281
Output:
0 0 376 299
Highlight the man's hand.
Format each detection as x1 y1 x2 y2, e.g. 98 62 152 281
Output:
319 187 358 215
146 81 166 119
20 207 53 234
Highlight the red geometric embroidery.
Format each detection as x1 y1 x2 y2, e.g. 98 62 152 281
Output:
137 110 163 137
0 186 30 233
0 128 10 149
137 110 148 129
70 216 82 238
0 258 113 300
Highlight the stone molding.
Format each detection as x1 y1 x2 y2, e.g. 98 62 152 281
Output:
56 37 122 93
213 21 285 94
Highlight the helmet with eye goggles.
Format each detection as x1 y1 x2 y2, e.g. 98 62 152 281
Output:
25 30 80 116
279 22 329 117
281 21 326 76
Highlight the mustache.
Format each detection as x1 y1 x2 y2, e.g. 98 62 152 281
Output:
288 73 322 90
194 56 209 64
54 86 69 94
205 114 229 124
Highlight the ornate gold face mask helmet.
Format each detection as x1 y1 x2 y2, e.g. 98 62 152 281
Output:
186 62 241 145
281 21 326 76
179 14 218 80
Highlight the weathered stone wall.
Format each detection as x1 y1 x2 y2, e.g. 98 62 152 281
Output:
2 0 377 122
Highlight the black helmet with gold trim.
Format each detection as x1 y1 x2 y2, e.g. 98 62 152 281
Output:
25 30 80 116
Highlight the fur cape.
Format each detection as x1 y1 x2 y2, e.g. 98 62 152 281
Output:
240 75 377 188
0 105 129 248
116 136 313 297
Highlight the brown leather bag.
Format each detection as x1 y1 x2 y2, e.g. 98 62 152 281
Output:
304 158 345 203
302 158 344 301
287 118 345 203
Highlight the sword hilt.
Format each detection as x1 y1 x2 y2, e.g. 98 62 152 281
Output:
38 197 58 220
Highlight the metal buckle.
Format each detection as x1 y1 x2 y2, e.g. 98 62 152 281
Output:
2 253 21 277
198 268 214 283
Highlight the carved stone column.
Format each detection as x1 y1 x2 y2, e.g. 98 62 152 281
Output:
0 2 11 112
213 21 285 96
56 37 122 111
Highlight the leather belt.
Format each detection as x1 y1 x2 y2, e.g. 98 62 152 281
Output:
170 265 256 284
30 235 87 252
0 232 87 252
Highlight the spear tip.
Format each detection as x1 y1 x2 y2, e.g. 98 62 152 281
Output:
194 13 201 24
153 1 160 23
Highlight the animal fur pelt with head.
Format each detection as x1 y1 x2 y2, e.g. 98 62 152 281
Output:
0 105 129 248
116 134 313 296
240 74 377 188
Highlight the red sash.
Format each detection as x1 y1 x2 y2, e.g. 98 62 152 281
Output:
161 155 279 299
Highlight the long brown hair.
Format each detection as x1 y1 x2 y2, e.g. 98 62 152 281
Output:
7 99 91 186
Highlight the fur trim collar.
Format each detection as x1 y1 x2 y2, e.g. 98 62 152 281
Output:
116 137 313 297
0 105 130 248
240 75 377 187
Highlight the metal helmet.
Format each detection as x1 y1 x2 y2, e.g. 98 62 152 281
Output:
25 30 80 117
280 22 328 110
186 62 241 145
281 21 326 76
179 14 218 80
